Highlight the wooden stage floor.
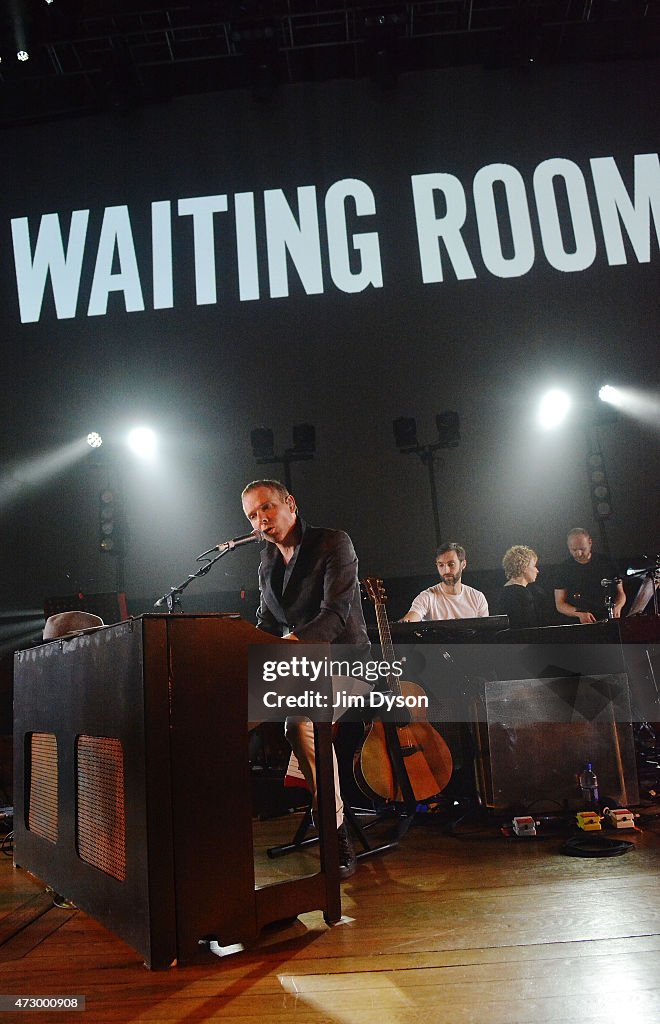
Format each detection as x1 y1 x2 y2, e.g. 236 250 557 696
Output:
1 809 660 1023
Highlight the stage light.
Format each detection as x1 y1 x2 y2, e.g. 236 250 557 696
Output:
587 451 613 519
595 386 660 427
538 389 571 429
435 411 460 447
17 50 29 61
99 489 122 554
127 426 156 460
393 413 460 548
291 424 316 454
249 425 316 491
251 427 275 459
1 439 92 506
86 431 103 449
393 417 418 452
599 385 623 406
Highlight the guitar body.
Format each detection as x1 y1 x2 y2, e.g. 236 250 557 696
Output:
354 680 453 802
357 577 454 805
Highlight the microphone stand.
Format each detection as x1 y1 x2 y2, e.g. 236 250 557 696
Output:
601 577 622 620
154 546 236 613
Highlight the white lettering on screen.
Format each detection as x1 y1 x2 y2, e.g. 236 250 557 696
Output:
9 155 658 323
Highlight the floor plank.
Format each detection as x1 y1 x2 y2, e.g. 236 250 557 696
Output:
1 812 659 1023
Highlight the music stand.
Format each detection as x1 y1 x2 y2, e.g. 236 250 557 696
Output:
628 564 660 617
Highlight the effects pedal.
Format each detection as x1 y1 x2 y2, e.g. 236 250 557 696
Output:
576 810 602 831
603 807 635 829
512 816 537 837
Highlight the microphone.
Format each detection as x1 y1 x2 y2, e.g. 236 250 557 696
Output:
600 576 622 587
627 559 659 575
195 529 262 561
213 529 262 552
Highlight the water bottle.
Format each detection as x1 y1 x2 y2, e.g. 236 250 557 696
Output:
579 762 599 807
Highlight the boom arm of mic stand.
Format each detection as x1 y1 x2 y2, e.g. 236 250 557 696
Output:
154 546 232 611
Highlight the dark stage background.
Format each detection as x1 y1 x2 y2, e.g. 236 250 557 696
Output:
0 59 658 619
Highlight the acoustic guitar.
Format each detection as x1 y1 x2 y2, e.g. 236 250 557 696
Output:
354 577 453 803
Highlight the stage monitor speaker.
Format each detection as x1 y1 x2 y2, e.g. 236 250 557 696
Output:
43 592 128 624
474 674 639 812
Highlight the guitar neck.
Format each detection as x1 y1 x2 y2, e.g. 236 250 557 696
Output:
374 601 398 687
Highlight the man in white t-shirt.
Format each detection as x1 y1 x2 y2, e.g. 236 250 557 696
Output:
402 542 489 621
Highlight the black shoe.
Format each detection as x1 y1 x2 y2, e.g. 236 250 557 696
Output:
337 823 357 880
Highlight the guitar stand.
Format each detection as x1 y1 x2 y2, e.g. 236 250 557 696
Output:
267 717 420 862
267 803 405 862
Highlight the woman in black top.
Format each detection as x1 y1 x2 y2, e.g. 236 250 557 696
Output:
497 545 546 629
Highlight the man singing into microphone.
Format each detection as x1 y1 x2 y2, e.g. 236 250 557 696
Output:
241 479 370 879
554 528 626 623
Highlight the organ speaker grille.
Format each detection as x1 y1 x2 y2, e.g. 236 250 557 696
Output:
27 732 58 843
76 735 127 882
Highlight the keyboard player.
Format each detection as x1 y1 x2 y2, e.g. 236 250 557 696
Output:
401 542 489 621
554 528 626 623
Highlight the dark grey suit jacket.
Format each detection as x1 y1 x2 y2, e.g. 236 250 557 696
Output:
256 519 369 650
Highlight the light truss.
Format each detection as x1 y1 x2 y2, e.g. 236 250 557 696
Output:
0 0 657 125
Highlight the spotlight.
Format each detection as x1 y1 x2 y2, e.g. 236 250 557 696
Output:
599 384 623 406
538 389 571 429
595 385 659 427
127 426 156 460
17 50 29 61
86 431 103 449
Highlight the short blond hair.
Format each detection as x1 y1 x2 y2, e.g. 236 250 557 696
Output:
502 545 537 580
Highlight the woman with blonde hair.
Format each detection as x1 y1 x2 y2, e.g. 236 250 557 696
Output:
497 545 546 629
